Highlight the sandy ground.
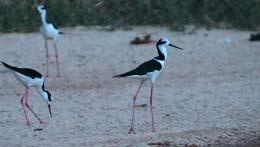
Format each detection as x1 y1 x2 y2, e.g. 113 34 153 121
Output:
0 27 259 146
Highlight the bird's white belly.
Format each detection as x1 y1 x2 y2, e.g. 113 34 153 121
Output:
130 75 149 79
147 70 161 82
129 70 162 82
13 72 42 87
40 25 58 40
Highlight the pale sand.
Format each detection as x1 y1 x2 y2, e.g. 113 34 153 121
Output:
0 27 259 146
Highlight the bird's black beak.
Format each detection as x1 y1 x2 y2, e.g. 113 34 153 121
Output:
169 44 184 50
48 104 52 117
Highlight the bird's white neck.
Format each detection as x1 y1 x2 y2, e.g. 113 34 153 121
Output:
38 87 48 102
156 45 168 60
40 12 47 26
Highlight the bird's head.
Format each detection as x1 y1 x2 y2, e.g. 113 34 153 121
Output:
40 84 52 118
45 91 52 118
37 4 46 14
157 37 184 50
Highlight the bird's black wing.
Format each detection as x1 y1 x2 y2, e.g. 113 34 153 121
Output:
2 62 42 79
113 59 162 78
51 23 65 34
52 23 58 30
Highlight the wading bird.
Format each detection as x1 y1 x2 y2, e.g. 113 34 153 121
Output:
113 38 183 134
2 61 52 125
37 4 64 77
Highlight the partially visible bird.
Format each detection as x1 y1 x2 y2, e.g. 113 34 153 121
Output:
113 37 183 134
37 4 64 77
1 61 52 125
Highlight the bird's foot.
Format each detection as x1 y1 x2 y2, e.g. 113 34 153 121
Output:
128 127 136 134
39 120 48 125
26 122 30 126
152 127 155 132
56 74 61 78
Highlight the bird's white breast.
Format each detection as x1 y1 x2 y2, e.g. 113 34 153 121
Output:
154 59 165 69
148 59 165 82
40 24 59 40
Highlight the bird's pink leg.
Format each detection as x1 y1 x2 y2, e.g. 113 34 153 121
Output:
20 87 29 125
45 40 49 77
129 80 144 134
149 83 155 132
24 89 43 124
54 42 61 77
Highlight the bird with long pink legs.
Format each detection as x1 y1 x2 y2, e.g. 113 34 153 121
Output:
113 38 183 134
1 61 52 126
37 4 64 77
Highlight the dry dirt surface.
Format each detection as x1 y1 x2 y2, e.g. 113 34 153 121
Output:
0 27 259 146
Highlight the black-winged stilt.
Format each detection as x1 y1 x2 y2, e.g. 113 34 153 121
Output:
113 38 183 134
37 4 64 77
2 61 52 125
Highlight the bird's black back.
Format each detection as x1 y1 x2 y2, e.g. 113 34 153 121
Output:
2 62 42 79
113 59 162 78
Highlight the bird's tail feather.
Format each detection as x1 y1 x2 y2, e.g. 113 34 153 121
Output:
112 72 131 78
1 61 18 72
112 75 122 78
59 32 86 36
59 32 66 35
1 61 13 69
